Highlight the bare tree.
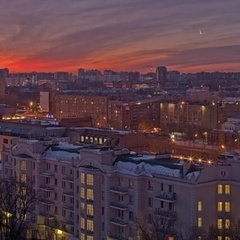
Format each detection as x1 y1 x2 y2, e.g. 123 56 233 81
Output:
0 177 38 240
136 215 177 240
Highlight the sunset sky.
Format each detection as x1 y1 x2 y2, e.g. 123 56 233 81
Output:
0 0 240 73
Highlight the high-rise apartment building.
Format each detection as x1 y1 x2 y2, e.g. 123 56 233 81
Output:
0 68 9 98
156 66 167 86
2 138 240 240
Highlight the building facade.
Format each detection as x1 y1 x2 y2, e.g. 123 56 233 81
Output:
1 138 240 240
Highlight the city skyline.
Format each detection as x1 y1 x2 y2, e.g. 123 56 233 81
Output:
0 0 240 73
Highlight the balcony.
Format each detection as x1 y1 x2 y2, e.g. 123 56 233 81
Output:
62 203 74 211
109 218 128 227
155 192 177 203
109 186 128 195
155 208 177 220
63 218 74 226
63 174 74 181
39 184 54 191
63 189 74 196
39 171 55 177
39 198 54 205
109 202 128 211
39 211 54 219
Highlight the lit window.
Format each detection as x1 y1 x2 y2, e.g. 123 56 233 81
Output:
197 217 202 228
87 205 94 216
217 219 223 229
87 189 94 200
81 202 85 210
81 188 85 199
81 218 85 229
87 174 94 186
81 233 85 240
20 161 26 171
87 237 93 240
21 173 26 183
217 184 223 194
217 202 223 212
87 220 94 231
225 237 230 240
225 185 231 194
218 237 222 240
225 219 230 229
81 173 85 184
198 201 202 211
225 202 230 212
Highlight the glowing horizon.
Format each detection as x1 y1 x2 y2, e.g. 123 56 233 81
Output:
0 0 240 74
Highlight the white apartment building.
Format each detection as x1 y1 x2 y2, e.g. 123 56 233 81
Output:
2 138 240 240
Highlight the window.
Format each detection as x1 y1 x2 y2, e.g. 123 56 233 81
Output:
128 179 133 188
55 179 58 186
217 219 222 229
225 219 230 229
102 207 104 215
87 205 94 216
87 237 93 240
148 214 153 223
217 202 223 212
198 201 202 211
161 201 164 209
225 185 231 194
20 161 26 171
218 237 222 240
87 220 94 231
45 177 50 184
81 173 85 184
62 210 66 217
87 189 94 200
87 174 94 186
217 184 223 194
55 193 58 200
62 181 66 188
129 195 133 204
197 217 202 228
62 166 65 174
3 138 8 144
225 202 230 212
81 218 85 229
169 185 173 193
54 165 58 172
148 197 153 207
129 211 133 220
148 181 153 190
21 173 26 183
81 202 85 210
118 177 123 186
81 188 85 199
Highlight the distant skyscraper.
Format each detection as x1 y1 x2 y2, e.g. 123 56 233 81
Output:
0 68 9 98
156 66 167 85
78 68 85 77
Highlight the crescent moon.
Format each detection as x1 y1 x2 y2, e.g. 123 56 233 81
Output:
199 30 203 35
